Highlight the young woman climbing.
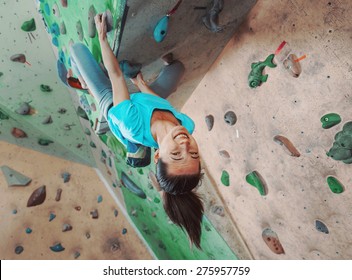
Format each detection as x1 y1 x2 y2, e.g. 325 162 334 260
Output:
69 12 204 248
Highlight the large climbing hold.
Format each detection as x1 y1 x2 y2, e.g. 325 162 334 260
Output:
273 135 300 157
262 228 285 254
88 5 97 38
327 121 352 164
246 171 267 196
21 18 36 32
248 54 277 88
27 185 46 207
1 165 32 187
321 113 341 129
326 176 344 194
121 172 146 199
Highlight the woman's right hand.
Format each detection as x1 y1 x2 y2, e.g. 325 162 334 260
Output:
95 12 107 41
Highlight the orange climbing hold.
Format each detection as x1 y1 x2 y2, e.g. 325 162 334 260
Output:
273 135 300 157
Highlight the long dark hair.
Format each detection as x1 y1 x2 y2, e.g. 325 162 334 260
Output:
156 159 204 249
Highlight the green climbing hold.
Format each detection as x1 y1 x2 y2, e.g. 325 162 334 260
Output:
21 18 36 32
84 128 91 135
327 141 352 160
137 168 144 175
154 197 160 203
248 54 277 88
0 109 9 120
327 121 352 164
90 141 96 148
77 106 88 120
326 176 344 194
321 113 341 129
40 84 52 92
38 139 54 146
0 72 3 77
220 170 230 186
246 171 267 196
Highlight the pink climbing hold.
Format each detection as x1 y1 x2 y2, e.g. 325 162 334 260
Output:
11 127 27 138
60 0 68 8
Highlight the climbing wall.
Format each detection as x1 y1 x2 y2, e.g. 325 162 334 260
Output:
1 0 262 260
0 0 96 166
183 0 352 259
0 141 153 260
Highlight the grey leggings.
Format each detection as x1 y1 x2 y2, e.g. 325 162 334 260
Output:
70 43 185 119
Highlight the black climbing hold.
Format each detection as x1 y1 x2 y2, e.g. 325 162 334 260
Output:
114 209 118 217
90 141 96 148
205 114 214 131
57 108 67 114
52 3 60 17
27 185 46 207
90 209 99 219
315 220 329 234
40 84 52 92
224 111 237 126
121 172 147 199
15 245 24 255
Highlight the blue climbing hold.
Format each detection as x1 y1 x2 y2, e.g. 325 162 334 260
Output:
97 195 103 203
12 209 17 214
44 3 50 15
153 16 169 43
49 212 56 222
25 227 32 234
52 37 59 47
122 228 127 235
315 220 329 234
50 243 65 252
50 23 60 36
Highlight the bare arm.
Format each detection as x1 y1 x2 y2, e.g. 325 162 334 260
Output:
95 13 129 106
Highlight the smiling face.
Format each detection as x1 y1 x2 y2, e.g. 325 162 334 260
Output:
154 126 200 176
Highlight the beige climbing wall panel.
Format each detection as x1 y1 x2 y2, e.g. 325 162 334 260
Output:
183 0 352 259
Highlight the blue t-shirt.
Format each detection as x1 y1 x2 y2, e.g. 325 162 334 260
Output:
107 93 195 149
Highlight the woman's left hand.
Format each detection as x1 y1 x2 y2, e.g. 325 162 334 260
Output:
95 12 107 41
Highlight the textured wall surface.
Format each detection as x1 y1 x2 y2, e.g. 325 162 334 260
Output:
183 0 352 259
1 0 258 259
